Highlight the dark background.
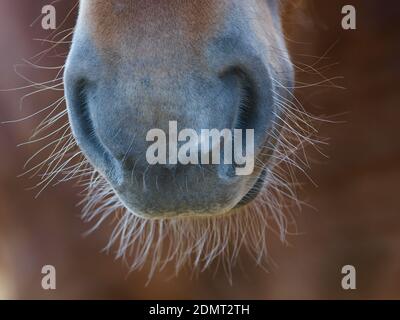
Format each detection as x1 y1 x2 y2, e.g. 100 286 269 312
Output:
0 0 399 299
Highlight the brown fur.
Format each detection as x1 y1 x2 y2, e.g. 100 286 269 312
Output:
84 0 225 50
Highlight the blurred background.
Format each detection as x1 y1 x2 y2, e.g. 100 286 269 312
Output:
0 0 399 299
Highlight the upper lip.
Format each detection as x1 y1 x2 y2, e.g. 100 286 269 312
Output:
235 168 267 208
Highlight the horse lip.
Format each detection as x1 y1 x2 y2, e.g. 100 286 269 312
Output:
234 168 267 208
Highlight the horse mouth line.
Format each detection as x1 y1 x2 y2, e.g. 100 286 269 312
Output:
235 168 267 208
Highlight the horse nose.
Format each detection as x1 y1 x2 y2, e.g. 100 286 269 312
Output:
64 39 276 217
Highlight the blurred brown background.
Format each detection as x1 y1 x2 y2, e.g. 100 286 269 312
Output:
0 0 399 299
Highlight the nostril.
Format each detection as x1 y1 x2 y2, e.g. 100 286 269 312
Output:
216 64 274 180
232 68 259 132
219 67 259 132
73 80 96 143
65 77 122 184
220 62 275 156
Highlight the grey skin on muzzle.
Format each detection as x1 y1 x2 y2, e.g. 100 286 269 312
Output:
64 0 294 218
